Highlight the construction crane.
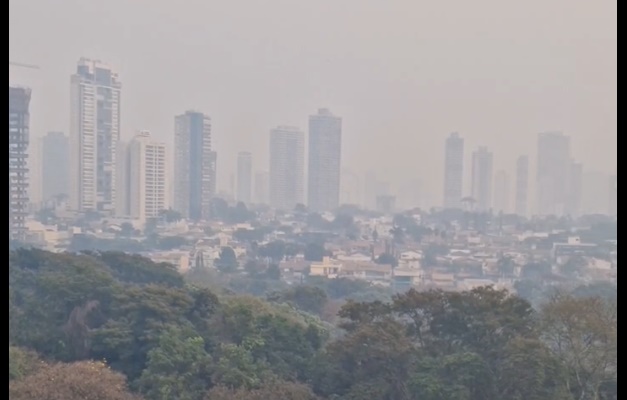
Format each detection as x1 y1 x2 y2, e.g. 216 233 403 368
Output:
9 61 40 70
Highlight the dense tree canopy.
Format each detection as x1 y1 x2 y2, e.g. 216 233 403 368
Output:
9 249 617 400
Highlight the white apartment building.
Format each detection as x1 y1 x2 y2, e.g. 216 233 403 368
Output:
70 58 122 214
270 126 305 211
123 132 167 222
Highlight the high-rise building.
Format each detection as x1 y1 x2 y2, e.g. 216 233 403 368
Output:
444 133 465 209
41 132 70 201
121 132 167 222
566 161 583 217
174 111 214 221
308 109 343 212
537 132 571 216
471 147 494 212
493 170 511 214
254 172 270 205
237 152 253 204
70 59 122 214
9 86 31 242
515 156 530 217
270 126 305 211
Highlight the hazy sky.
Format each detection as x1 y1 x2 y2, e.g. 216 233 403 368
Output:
10 0 617 201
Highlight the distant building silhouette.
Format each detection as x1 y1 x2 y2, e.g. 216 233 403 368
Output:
472 147 494 212
308 109 343 212
494 170 511 214
537 132 571 216
254 171 270 205
270 126 305 211
41 132 70 202
567 161 583 217
515 156 530 217
237 152 253 205
444 133 465 209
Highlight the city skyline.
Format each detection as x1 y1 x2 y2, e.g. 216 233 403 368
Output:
10 57 617 215
10 0 617 203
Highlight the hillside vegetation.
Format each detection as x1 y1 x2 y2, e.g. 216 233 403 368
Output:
9 250 616 400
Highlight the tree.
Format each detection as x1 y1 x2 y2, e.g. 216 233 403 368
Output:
207 381 319 400
541 294 618 400
375 253 398 267
160 208 183 223
258 241 287 263
9 347 40 381
9 361 139 400
137 327 213 400
560 255 588 278
521 261 552 280
304 243 326 262
216 247 239 273
390 226 405 244
119 223 137 238
90 285 196 380
268 286 329 315
312 318 415 399
497 256 516 277
410 352 493 400
497 338 571 400
212 343 268 390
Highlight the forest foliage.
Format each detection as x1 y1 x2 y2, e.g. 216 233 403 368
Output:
9 249 617 400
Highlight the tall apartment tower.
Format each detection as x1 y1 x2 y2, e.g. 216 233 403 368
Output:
41 132 70 201
174 111 214 221
270 126 305 211
308 109 343 212
237 152 253 204
443 132 465 209
537 132 571 216
471 147 494 212
9 87 32 242
493 170 511 214
122 132 167 222
515 156 530 217
70 58 122 214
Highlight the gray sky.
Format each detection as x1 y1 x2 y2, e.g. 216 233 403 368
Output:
10 0 617 202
